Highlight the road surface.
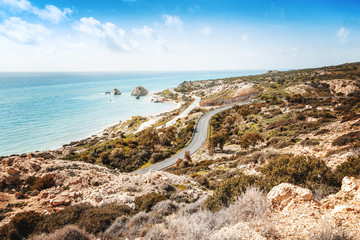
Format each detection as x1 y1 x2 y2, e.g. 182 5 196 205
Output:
132 102 246 174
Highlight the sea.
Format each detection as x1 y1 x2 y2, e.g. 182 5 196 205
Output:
0 70 264 156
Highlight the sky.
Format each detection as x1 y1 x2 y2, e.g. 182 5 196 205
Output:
0 0 359 71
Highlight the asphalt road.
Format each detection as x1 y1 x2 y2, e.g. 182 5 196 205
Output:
132 102 245 174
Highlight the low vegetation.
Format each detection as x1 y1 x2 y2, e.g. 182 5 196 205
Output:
2 62 360 239
66 124 195 172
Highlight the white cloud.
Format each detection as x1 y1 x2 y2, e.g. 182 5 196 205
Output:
0 17 50 44
1 0 72 23
75 17 103 36
2 0 31 11
337 27 349 42
33 5 72 24
132 26 153 39
103 22 132 51
75 17 134 52
242 34 248 42
201 26 212 36
163 14 183 28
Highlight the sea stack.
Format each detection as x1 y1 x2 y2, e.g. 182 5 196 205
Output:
131 86 149 97
113 88 121 95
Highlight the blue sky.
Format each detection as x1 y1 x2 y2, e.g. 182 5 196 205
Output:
0 0 359 71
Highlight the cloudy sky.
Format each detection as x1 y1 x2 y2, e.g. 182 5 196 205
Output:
0 0 359 71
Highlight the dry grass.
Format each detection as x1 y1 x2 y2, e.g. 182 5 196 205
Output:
152 200 179 216
309 222 354 240
166 187 268 240
217 186 267 224
32 225 95 240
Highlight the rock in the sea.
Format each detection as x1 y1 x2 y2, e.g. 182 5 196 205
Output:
113 88 121 95
131 86 149 97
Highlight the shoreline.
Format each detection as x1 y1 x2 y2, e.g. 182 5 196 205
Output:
1 71 266 157
2 90 183 157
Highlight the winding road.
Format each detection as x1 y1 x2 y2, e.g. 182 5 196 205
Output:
132 102 250 174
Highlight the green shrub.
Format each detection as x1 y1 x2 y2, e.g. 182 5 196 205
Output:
36 204 91 234
134 193 167 212
191 175 210 189
335 157 360 182
77 204 132 234
99 152 110 165
259 155 339 191
8 211 43 239
203 174 264 211
332 131 360 146
150 152 169 164
239 132 264 149
166 160 212 175
289 94 305 103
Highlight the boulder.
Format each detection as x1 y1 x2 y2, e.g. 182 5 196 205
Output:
267 183 313 210
113 88 121 95
341 176 360 193
131 86 149 97
50 197 71 206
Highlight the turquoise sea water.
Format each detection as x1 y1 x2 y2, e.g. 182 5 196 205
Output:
0 71 264 156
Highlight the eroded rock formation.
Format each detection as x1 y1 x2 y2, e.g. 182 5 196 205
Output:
131 86 149 97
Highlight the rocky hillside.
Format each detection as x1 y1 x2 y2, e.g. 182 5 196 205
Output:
0 62 359 240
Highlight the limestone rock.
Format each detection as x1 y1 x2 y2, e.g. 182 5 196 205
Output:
131 86 149 97
341 176 360 193
50 197 71 206
267 183 313 210
113 88 121 95
62 147 76 156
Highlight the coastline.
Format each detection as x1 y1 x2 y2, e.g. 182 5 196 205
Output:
1 70 266 157
17 91 183 156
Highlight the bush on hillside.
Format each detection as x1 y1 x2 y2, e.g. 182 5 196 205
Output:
335 157 360 182
203 174 264 211
77 204 132 234
239 132 264 149
1 211 43 240
259 155 340 191
134 193 167 213
36 204 91 234
332 131 360 146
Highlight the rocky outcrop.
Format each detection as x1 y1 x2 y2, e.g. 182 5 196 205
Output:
131 86 149 97
113 88 121 95
0 156 205 224
266 178 360 239
267 183 314 210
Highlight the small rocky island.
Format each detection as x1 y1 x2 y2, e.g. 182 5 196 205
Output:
113 88 121 95
131 86 149 98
